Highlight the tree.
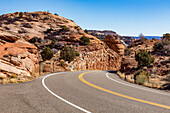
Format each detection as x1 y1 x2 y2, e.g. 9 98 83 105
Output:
139 33 147 42
79 36 90 45
60 46 76 62
135 49 155 67
84 29 88 34
41 47 54 61
49 39 56 49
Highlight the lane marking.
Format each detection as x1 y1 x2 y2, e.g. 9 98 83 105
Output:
42 72 91 113
78 72 170 109
106 73 170 96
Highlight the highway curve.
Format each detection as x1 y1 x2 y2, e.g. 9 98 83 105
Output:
0 71 169 113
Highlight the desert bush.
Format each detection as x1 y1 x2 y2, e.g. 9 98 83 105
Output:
19 12 23 18
59 25 69 32
60 46 76 62
84 29 88 33
153 33 170 55
49 39 56 49
124 48 133 56
134 70 149 84
80 36 90 45
135 49 155 67
29 37 42 43
74 26 79 29
60 61 65 67
41 47 54 61
54 13 59 16
75 51 80 56
97 37 102 40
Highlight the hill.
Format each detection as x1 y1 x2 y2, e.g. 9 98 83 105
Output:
0 11 123 84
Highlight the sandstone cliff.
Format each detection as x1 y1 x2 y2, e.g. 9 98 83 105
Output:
0 11 122 83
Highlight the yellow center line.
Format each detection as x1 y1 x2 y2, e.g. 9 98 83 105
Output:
78 72 170 109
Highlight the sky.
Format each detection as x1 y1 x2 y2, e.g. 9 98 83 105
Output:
0 0 169 36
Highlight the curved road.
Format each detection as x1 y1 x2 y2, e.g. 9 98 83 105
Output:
0 71 169 113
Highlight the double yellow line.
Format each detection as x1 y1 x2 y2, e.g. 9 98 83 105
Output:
78 72 170 109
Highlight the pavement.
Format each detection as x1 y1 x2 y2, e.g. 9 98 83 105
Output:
0 70 169 113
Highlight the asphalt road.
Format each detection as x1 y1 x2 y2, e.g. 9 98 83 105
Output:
0 71 170 113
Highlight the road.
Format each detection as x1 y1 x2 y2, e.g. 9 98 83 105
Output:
0 71 169 113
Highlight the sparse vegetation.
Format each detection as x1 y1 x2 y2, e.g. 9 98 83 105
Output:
153 33 170 55
134 70 149 84
60 25 69 31
49 39 57 49
60 61 65 67
54 13 59 16
80 36 90 45
29 37 42 43
124 48 133 56
135 49 155 67
44 28 54 34
75 51 80 56
19 12 23 18
60 46 79 62
41 47 54 61
84 29 88 33
97 37 102 40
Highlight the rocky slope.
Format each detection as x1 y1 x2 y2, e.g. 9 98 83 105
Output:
0 11 122 83
0 30 39 84
120 37 170 90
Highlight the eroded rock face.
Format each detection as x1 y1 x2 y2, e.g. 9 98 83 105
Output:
0 11 123 83
0 33 39 84
104 35 125 56
69 45 121 71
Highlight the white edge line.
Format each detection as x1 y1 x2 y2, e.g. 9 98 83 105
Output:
106 73 170 96
42 72 91 113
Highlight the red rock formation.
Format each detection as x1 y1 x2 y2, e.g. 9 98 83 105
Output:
104 35 125 56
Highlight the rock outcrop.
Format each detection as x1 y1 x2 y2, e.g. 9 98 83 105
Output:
104 35 125 56
0 31 39 84
0 11 122 84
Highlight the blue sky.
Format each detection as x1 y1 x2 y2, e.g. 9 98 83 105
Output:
0 0 169 36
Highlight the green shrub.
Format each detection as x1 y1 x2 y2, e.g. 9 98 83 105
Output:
19 12 23 18
41 47 54 61
49 39 56 49
97 37 102 40
60 61 65 67
60 25 69 31
60 46 75 62
74 26 79 29
84 29 88 33
75 51 80 56
134 70 149 84
44 28 53 34
135 49 155 67
80 36 90 45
